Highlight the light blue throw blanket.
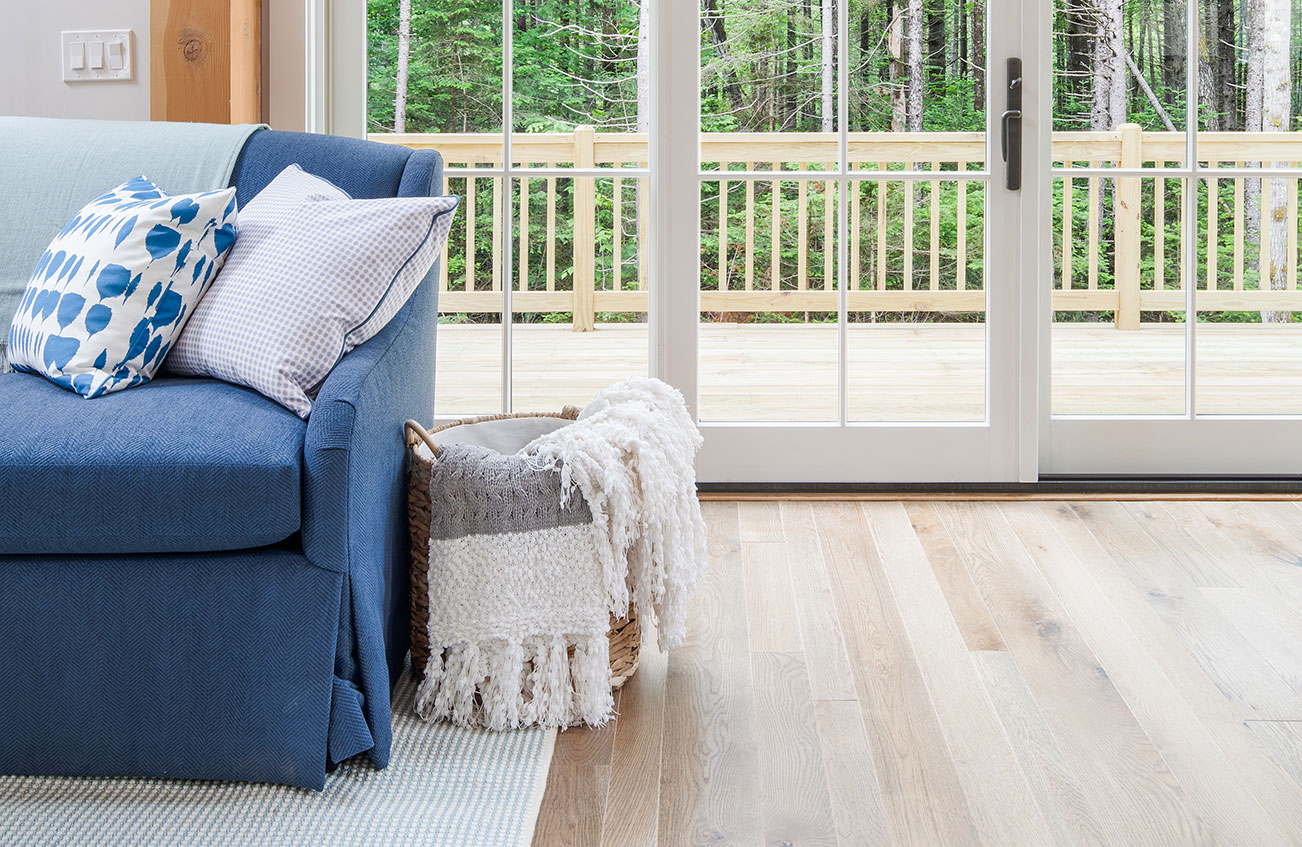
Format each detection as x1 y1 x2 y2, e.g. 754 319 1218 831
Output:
0 117 263 369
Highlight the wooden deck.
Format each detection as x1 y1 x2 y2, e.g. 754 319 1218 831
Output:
434 321 1302 419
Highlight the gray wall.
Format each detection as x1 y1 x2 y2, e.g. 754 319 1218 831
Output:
1 1 306 131
0 2 152 120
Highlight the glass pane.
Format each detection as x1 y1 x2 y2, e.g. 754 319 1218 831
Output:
435 171 504 416
847 176 986 422
1196 174 1302 414
849 0 986 138
511 176 649 409
1051 0 1188 169
367 0 503 134
1052 174 1186 415
1197 0 1300 170
698 178 839 422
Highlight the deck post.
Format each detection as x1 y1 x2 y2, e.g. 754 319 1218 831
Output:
573 125 597 331
1115 123 1142 330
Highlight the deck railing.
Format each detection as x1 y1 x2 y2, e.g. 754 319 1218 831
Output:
371 125 1302 330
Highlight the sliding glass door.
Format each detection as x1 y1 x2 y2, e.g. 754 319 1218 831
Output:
667 0 1031 482
361 0 1032 482
1043 0 1302 475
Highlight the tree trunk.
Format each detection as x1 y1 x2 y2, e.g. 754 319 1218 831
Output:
1246 0 1263 250
1090 0 1126 131
889 4 907 131
394 0 411 133
972 0 984 112
1215 0 1238 128
1162 0 1185 108
959 0 968 80
907 0 924 131
821 0 835 132
636 0 649 132
926 0 946 85
702 0 744 110
1260 0 1292 322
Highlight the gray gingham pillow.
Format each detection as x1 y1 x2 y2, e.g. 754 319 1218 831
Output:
166 164 458 417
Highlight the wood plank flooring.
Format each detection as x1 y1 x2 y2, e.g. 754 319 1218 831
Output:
532 500 1302 847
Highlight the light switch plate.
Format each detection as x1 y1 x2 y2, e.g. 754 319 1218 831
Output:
61 30 133 82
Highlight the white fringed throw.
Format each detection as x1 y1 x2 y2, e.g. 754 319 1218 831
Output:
414 377 706 730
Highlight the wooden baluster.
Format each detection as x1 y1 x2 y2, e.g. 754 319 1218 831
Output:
771 163 781 290
546 164 556 292
1177 176 1185 292
745 162 755 291
1261 174 1273 291
1205 164 1216 291
1155 164 1166 291
903 171 914 291
929 162 940 291
958 166 968 291
439 176 451 294
824 177 834 291
1290 169 1299 290
572 126 596 331
612 175 622 293
797 180 808 290
518 175 529 292
1061 164 1072 290
718 162 728 290
491 170 501 292
850 165 861 292
877 162 887 290
1234 163 1245 291
1087 162 1099 292
1115 123 1141 330
466 174 476 291
638 169 649 291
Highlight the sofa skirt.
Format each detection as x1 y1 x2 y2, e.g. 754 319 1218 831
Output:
0 548 347 790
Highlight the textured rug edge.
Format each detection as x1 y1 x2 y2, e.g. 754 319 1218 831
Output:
518 728 558 847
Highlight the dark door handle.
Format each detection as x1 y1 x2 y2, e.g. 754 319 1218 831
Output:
1003 58 1023 191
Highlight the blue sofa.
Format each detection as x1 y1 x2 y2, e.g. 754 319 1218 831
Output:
0 128 443 789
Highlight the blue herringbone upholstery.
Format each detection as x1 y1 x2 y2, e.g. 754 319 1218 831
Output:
0 124 442 790
0 373 305 555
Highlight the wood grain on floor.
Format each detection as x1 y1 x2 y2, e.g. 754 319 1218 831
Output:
532 500 1302 847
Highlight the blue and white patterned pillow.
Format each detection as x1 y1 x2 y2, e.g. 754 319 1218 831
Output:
6 176 237 397
166 164 458 418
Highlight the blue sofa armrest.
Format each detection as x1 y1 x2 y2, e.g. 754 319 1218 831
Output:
300 148 443 767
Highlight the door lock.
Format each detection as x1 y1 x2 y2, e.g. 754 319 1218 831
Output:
1003 58 1023 191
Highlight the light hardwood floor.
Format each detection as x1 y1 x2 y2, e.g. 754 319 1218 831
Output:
532 499 1302 847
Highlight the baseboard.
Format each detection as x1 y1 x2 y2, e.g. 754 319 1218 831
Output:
696 478 1302 500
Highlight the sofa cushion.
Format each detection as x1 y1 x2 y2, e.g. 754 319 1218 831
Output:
0 371 304 555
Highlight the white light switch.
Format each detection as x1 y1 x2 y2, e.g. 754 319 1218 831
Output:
61 30 133 82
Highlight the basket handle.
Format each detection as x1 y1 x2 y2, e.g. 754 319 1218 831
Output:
404 419 441 457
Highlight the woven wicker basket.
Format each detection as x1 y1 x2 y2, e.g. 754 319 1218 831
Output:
404 411 641 690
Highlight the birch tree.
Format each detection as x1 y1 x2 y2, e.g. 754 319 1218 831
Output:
821 0 835 132
1260 0 1292 322
907 0 924 132
1091 0 1126 131
393 0 411 132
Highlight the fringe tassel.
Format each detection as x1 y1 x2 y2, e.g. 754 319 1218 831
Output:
570 634 614 727
420 635 613 729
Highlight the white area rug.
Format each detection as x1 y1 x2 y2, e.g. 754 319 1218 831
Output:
0 670 556 847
